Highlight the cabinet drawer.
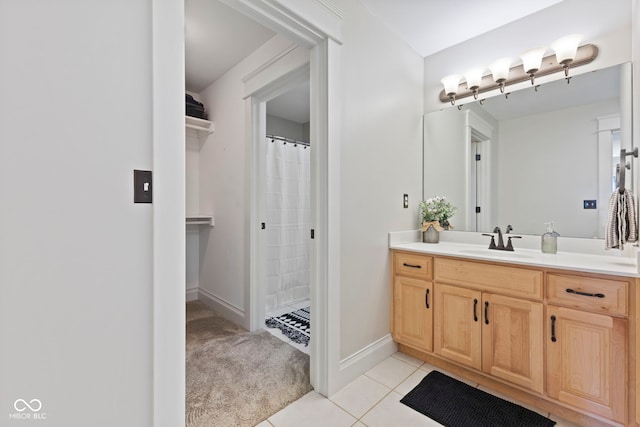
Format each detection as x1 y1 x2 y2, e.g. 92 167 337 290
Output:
547 274 628 316
394 251 432 280
434 258 542 300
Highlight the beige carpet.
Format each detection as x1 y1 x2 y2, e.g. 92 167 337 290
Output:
186 301 312 427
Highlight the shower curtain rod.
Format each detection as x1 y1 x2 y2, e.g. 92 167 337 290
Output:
266 134 310 147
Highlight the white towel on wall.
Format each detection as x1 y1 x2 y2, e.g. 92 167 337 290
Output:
605 188 638 250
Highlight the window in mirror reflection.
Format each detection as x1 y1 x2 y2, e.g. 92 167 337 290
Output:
612 129 621 192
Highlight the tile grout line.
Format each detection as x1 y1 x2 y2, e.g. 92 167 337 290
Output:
353 387 395 425
325 358 424 425
356 362 423 423
327 378 395 424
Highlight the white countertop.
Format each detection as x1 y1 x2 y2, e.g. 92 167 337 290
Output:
390 239 640 278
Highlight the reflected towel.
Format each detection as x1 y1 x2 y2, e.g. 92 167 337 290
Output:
605 188 638 250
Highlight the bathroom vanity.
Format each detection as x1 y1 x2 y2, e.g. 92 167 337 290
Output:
390 240 639 426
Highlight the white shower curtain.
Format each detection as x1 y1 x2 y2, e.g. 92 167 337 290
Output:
264 137 311 311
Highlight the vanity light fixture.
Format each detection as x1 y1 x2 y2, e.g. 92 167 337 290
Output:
520 47 547 85
441 74 462 105
438 38 598 104
490 58 512 93
464 67 484 99
550 34 583 81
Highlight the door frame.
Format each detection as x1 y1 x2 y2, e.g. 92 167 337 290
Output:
247 63 311 333
464 110 494 232
151 0 343 423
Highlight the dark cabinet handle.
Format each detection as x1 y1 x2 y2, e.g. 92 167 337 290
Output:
402 263 422 269
484 301 489 325
425 288 430 309
565 288 605 298
551 315 557 342
473 298 478 322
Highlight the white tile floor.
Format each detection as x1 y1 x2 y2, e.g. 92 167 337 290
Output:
255 351 583 427
264 299 310 355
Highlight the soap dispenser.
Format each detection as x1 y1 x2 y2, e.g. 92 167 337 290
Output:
541 222 559 254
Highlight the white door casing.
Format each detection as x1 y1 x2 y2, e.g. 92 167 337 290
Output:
152 1 343 423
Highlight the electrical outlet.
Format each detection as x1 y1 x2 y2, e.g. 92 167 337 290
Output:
403 194 409 208
583 200 597 209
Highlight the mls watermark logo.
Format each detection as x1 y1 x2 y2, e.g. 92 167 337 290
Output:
9 399 47 421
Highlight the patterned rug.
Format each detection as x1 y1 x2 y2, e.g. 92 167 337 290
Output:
265 306 310 346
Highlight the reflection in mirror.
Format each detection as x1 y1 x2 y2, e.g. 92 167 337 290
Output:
423 62 633 239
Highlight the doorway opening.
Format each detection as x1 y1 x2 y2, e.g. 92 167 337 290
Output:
154 1 341 419
465 109 494 233
262 80 312 353
470 128 490 232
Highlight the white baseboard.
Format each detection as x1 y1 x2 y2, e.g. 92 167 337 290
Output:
332 334 398 395
198 287 246 326
186 286 199 302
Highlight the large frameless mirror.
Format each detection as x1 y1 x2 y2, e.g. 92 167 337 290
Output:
423 62 633 238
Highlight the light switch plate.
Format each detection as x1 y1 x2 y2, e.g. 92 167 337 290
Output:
403 194 409 208
134 170 152 203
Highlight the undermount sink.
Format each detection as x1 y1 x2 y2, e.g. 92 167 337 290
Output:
456 248 534 260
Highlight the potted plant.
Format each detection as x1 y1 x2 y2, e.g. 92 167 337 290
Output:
419 196 457 243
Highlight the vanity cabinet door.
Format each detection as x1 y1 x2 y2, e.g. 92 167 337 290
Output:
546 305 627 423
481 293 543 393
434 283 482 370
393 276 433 353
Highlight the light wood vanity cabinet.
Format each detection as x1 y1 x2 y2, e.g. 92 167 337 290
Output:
391 252 433 353
433 288 544 392
545 273 630 423
391 250 638 426
481 292 544 393
433 260 544 393
433 283 481 369
546 305 627 423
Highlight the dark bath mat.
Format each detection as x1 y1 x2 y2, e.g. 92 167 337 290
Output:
400 371 555 427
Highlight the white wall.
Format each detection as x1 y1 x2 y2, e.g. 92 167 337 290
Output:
634 1 640 197
332 0 424 360
196 35 309 324
186 128 202 299
424 0 632 113
186 129 202 215
497 100 619 237
423 109 469 216
302 121 311 142
266 114 307 141
196 0 423 371
0 1 154 425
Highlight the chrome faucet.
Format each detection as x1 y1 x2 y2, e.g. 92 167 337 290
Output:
482 225 520 251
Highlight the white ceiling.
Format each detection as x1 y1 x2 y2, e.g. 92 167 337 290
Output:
266 82 311 124
359 0 564 57
185 0 275 93
184 0 566 122
480 65 620 121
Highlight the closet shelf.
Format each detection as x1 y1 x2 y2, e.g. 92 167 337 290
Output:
186 215 214 227
185 116 214 136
